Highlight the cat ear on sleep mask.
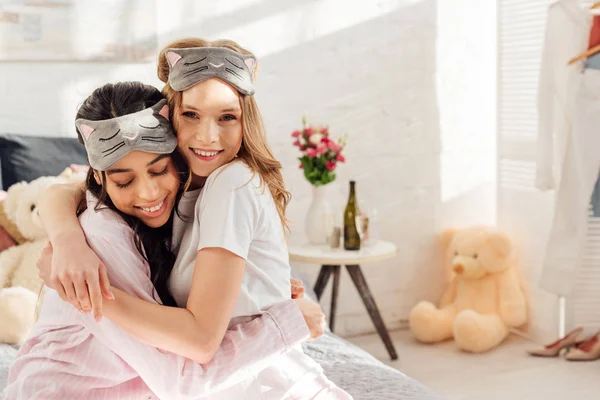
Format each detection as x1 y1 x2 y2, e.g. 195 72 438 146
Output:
165 47 257 95
75 99 177 171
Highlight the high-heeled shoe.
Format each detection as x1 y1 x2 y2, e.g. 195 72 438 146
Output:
527 327 584 357
565 330 600 361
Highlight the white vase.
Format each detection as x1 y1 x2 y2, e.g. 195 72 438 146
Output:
305 184 335 245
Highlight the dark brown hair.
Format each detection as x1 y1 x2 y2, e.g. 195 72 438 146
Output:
76 82 188 306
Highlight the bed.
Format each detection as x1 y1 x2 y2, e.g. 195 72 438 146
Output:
0 276 443 400
0 134 443 399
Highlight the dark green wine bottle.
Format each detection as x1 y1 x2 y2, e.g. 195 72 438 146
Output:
344 180 361 250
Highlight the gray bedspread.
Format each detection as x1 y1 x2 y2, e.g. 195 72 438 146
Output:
1 337 441 399
1 271 442 399
302 334 443 400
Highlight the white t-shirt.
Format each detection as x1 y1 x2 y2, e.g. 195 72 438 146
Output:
170 161 291 320
169 161 323 399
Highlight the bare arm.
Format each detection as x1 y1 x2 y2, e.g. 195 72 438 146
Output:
98 164 288 363
104 248 246 363
38 182 85 244
57 229 314 399
38 182 112 320
86 299 310 399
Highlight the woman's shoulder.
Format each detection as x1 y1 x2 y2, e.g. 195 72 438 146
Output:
205 160 260 192
79 192 134 243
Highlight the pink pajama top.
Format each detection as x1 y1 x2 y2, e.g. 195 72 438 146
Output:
3 193 309 399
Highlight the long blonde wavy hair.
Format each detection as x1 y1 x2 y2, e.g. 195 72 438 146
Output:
157 38 291 231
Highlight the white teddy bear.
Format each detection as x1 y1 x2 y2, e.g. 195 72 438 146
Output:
0 175 70 344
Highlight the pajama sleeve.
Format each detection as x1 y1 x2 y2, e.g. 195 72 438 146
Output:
79 218 309 399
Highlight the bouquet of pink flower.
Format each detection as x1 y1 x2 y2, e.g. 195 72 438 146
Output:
292 117 346 186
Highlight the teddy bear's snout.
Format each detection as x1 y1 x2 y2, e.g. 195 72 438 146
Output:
453 264 464 274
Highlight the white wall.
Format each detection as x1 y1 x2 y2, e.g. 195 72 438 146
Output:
0 0 497 338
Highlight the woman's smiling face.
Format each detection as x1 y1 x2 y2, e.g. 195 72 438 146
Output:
98 151 180 228
175 78 243 186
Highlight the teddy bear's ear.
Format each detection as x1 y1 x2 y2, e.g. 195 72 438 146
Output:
4 181 27 219
487 230 512 257
59 167 73 179
439 228 457 249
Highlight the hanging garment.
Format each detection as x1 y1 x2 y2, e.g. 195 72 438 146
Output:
584 16 600 218
540 68 600 295
537 1 598 296
536 0 591 192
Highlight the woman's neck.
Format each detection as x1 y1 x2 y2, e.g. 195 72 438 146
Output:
189 174 207 191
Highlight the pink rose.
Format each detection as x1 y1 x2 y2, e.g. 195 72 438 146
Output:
305 127 314 136
327 141 339 151
316 143 328 155
300 144 307 151
326 160 336 171
293 139 300 147
291 130 300 137
306 148 317 158
336 153 346 162
321 127 329 135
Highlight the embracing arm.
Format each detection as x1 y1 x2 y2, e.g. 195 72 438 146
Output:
78 234 311 398
103 164 284 363
104 248 247 363
38 181 85 244
102 163 299 364
37 182 112 319
87 299 310 398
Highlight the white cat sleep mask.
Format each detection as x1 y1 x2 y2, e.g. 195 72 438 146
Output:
165 47 257 95
75 99 177 171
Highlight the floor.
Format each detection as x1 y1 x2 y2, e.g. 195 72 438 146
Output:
347 330 600 400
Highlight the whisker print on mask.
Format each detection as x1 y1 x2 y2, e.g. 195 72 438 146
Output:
102 141 126 157
225 68 243 79
183 57 207 66
141 137 168 143
139 124 159 130
183 66 208 77
99 129 120 142
225 58 244 70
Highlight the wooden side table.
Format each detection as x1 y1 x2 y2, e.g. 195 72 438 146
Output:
289 241 399 360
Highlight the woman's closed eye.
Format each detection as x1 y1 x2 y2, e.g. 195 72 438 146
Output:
150 165 169 177
115 180 133 189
